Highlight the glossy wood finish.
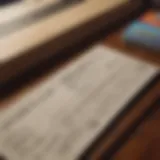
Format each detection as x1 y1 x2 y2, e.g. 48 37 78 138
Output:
105 28 160 67
112 99 160 160
103 28 160 159
82 25 160 160
0 0 143 85
0 5 160 160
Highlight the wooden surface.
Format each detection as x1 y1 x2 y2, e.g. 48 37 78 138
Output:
83 26 160 160
105 28 160 67
0 0 128 62
113 99 160 160
0 0 143 85
0 7 160 160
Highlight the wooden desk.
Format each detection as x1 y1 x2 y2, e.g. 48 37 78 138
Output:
1 0 139 85
113 99 160 160
0 12 160 160
82 27 160 160
105 28 160 66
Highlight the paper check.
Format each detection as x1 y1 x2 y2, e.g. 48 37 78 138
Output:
0 45 158 160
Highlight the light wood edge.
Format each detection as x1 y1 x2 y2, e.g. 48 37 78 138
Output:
0 0 59 23
0 0 143 85
0 0 128 62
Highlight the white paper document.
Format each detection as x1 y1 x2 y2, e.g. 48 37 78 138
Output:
0 45 158 160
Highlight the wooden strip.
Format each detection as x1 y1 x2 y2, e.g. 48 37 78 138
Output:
0 0 143 85
0 0 83 37
112 99 160 160
0 0 128 62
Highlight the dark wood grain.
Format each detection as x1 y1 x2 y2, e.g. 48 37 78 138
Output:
0 0 143 86
0 0 145 96
82 22 160 160
0 5 159 160
112 99 160 160
104 27 160 67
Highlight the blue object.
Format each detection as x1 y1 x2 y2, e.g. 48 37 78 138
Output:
123 21 160 50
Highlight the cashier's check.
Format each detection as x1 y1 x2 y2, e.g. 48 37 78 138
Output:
0 45 159 160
